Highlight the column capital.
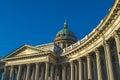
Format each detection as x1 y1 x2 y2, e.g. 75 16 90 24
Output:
11 66 14 68
94 48 99 52
35 63 40 68
70 61 74 65
77 57 82 62
62 63 66 66
45 62 49 64
35 62 40 65
95 49 101 61
50 63 55 66
114 30 120 36
94 48 101 54
26 63 31 66
18 64 22 66
112 30 120 40
102 40 111 47
87 54 91 58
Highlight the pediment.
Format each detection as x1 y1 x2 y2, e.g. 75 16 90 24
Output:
16 48 38 56
5 45 43 58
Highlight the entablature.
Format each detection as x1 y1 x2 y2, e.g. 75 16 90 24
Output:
4 51 57 66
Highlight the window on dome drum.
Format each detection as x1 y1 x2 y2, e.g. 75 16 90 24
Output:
63 34 65 36
57 42 60 45
68 34 70 36
58 34 60 37
62 42 65 48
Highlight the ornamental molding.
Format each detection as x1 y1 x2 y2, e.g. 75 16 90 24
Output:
5 56 48 66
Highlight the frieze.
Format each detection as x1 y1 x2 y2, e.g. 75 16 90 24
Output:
6 56 48 66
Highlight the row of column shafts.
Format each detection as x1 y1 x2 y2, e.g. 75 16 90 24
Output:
0 32 120 80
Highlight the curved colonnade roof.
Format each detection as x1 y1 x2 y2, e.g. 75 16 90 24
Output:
61 0 120 56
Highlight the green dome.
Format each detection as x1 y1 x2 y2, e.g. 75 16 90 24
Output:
54 21 77 42
56 27 76 37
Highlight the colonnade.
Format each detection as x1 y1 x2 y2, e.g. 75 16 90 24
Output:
62 35 120 80
0 32 120 80
0 62 50 80
61 36 120 80
61 32 120 80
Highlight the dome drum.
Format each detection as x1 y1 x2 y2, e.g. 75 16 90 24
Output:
54 35 77 42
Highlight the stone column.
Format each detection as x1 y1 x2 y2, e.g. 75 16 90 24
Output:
45 62 49 80
114 31 120 66
70 61 74 80
0 70 1 80
95 49 103 80
50 64 54 80
14 69 18 80
83 61 87 80
35 63 40 80
103 41 114 80
16 65 22 80
41 65 45 80
3 67 7 80
93 57 97 80
66 65 70 80
62 64 66 80
75 64 77 80
23 67 27 80
55 66 58 80
87 55 92 80
78 58 83 80
9 66 14 80
57 67 59 80
26 64 31 80
31 66 35 80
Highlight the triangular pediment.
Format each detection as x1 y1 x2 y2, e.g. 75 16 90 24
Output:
4 44 44 58
16 47 38 56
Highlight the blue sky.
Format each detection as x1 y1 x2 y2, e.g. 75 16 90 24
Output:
0 0 113 57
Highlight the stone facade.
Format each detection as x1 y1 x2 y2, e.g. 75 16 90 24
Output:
0 0 120 80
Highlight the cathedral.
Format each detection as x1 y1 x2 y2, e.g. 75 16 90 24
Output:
0 0 120 80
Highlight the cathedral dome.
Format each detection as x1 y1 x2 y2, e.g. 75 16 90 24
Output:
54 21 77 48
56 26 75 38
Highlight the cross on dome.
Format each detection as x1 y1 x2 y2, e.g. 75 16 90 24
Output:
64 18 68 28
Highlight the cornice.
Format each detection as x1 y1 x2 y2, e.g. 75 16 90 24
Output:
3 51 57 61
